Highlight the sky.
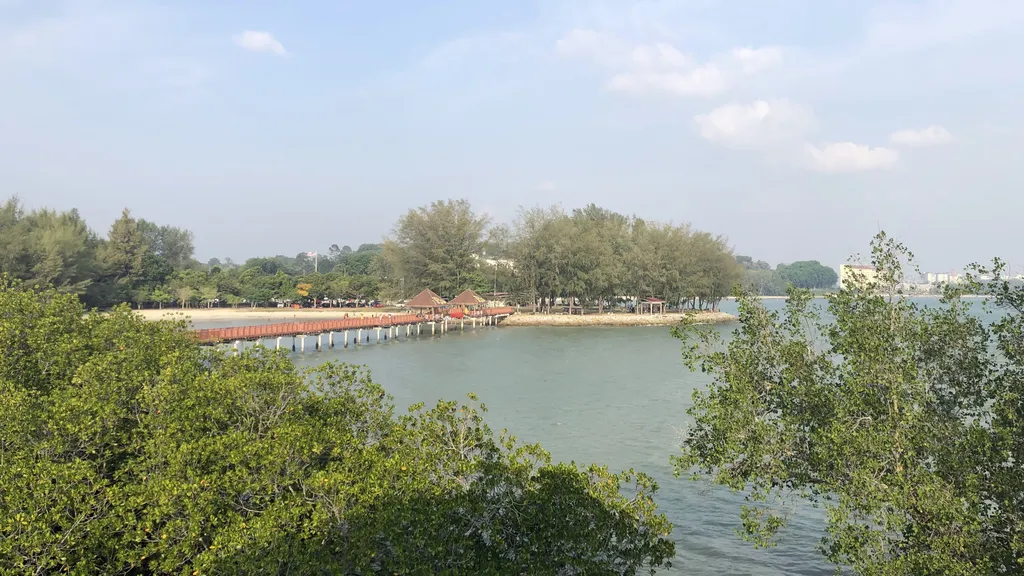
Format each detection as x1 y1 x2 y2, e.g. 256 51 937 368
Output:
3 0 1024 273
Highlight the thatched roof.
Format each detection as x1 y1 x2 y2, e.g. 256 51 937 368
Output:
407 289 447 308
449 289 487 306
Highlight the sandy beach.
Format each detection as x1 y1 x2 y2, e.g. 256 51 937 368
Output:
501 311 736 327
136 307 399 322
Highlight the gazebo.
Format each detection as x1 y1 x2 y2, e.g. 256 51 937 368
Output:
638 297 666 315
406 289 448 318
448 288 487 311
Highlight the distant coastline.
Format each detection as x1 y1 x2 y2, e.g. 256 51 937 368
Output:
732 294 992 300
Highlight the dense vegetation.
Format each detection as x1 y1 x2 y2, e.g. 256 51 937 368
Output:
735 255 838 295
674 232 1024 574
0 280 674 574
381 201 744 312
3 196 749 312
0 197 383 309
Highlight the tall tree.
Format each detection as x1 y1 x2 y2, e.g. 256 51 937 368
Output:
672 232 1024 574
381 199 489 297
104 208 146 283
138 219 196 269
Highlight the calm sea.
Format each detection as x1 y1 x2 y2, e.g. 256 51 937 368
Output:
192 297 1003 575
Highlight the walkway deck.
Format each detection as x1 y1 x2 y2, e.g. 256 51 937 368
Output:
193 306 515 345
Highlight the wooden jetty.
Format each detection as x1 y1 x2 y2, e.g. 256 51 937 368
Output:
193 306 515 353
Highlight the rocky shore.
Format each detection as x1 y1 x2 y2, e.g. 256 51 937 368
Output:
501 311 736 327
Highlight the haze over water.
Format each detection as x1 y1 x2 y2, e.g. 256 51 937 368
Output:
192 297 1001 574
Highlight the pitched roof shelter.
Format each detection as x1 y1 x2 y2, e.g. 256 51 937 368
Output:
448 289 487 308
638 297 666 315
406 289 447 309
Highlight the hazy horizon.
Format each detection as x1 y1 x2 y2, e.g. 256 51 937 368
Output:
5 0 1023 272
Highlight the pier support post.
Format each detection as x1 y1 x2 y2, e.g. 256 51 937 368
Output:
344 330 349 348
431 322 435 335
276 337 281 351
461 318 465 330
357 329 362 344
329 332 334 348
300 336 306 354
407 324 410 337
317 333 322 351
292 336 296 352
233 340 240 356
418 323 421 335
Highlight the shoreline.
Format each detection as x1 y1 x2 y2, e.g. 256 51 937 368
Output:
736 294 992 300
501 311 736 327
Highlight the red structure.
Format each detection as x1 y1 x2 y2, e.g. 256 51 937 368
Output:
193 307 515 344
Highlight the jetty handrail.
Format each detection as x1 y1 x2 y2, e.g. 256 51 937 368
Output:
193 307 514 344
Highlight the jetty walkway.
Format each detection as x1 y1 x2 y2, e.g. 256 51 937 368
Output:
194 306 515 353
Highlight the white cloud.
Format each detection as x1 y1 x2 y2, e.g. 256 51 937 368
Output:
233 31 286 55
730 46 783 73
890 125 954 146
694 99 814 150
804 142 900 173
556 29 781 97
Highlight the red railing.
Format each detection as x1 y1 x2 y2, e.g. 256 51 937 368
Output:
193 307 515 344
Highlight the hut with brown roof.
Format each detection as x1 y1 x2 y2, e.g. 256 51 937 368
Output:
448 288 487 311
406 289 448 317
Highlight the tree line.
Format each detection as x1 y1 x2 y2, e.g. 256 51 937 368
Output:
736 255 839 295
0 197 385 309
381 200 745 312
6 195 836 311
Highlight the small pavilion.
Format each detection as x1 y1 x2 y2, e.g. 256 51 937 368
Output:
638 297 666 315
406 289 448 317
449 289 487 312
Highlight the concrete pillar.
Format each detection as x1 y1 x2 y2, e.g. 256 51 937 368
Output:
317 333 322 351
418 323 421 335
431 322 435 335
329 331 334 348
233 340 240 356
376 327 381 343
357 329 362 344
406 324 410 337
300 336 305 353
461 318 465 330
344 330 349 348
292 336 296 352
276 337 281 350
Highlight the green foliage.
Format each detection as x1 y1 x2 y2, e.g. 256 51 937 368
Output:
673 232 1024 575
737 256 839 295
381 199 490 298
0 281 675 574
508 205 742 312
776 260 838 290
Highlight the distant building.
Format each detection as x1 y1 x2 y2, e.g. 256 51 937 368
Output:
839 264 878 289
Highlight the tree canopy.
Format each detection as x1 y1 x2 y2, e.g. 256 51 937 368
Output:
0 280 675 574
673 232 1024 575
380 199 490 299
736 255 839 295
378 200 742 312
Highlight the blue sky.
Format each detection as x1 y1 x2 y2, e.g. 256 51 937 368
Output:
3 0 1024 273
